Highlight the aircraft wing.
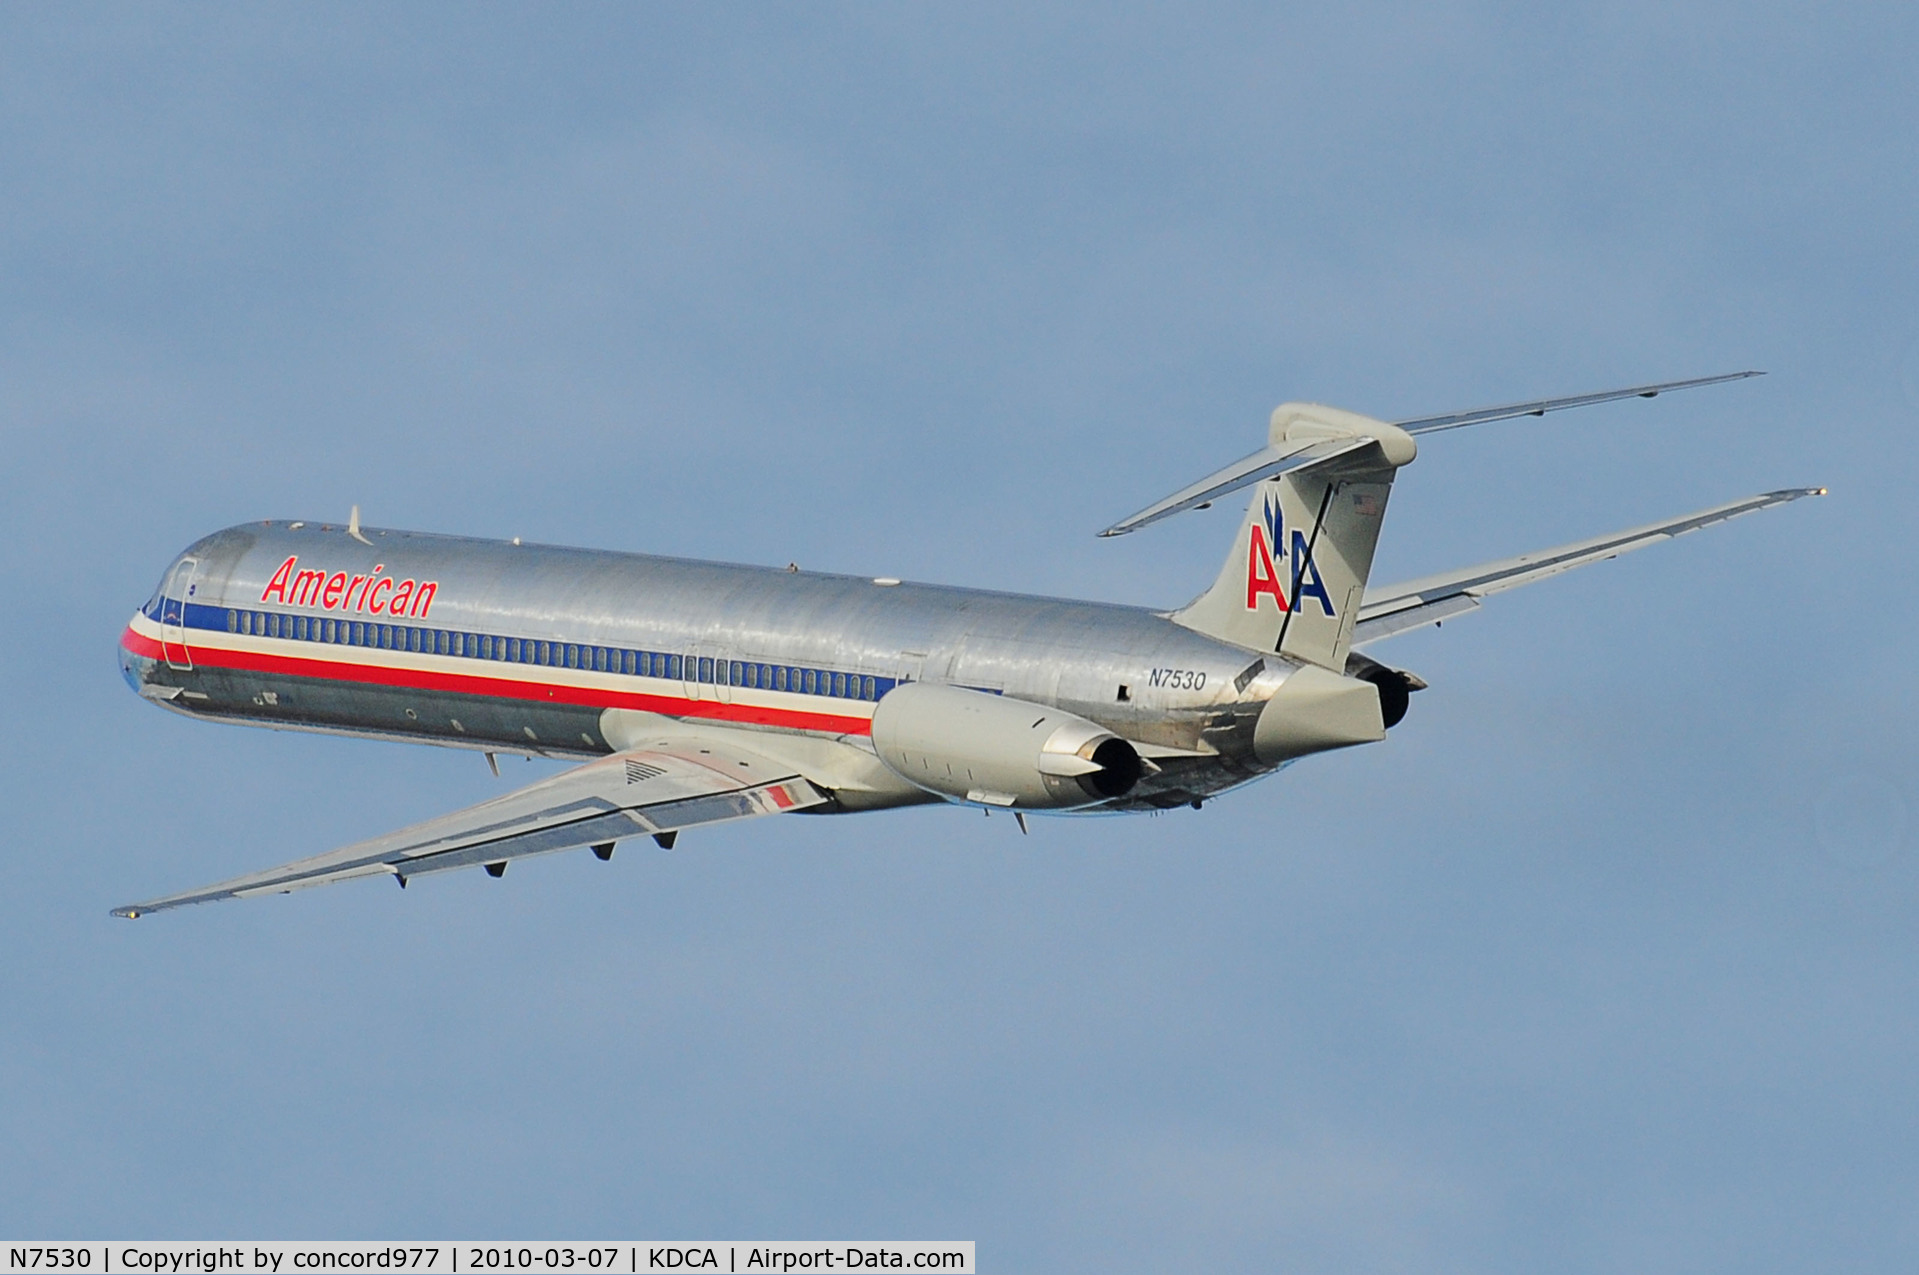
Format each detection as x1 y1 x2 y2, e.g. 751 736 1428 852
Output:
1351 487 1823 646
113 738 828 917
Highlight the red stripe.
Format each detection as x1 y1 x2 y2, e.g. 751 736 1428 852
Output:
122 626 164 659
120 625 874 736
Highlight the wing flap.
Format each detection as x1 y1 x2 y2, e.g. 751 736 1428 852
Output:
114 739 827 917
1351 487 1823 646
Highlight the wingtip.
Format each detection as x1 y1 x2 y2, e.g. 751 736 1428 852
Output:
111 907 140 920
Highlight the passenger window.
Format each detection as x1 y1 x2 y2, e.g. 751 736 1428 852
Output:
801 669 814 694
831 672 843 697
226 610 238 633
776 667 788 692
863 676 875 700
698 657 713 683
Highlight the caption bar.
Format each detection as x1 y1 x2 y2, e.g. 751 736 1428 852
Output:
1 1248 973 1275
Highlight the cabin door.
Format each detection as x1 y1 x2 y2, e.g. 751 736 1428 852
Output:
680 644 734 710
160 557 198 671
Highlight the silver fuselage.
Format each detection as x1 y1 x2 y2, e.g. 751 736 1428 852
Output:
121 520 1295 811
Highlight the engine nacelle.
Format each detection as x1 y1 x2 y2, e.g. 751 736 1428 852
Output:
1343 651 1426 730
871 683 1145 809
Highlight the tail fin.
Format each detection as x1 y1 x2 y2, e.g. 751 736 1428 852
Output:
1172 404 1415 669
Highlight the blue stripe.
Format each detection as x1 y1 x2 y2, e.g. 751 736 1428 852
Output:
163 601 900 704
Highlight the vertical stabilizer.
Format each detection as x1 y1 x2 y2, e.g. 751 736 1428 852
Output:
1172 404 1414 669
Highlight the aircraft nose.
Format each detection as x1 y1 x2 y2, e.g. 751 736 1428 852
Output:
120 634 144 693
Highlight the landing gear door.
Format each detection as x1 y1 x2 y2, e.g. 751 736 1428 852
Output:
160 557 198 671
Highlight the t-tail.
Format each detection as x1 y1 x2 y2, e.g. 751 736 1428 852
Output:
1169 403 1416 668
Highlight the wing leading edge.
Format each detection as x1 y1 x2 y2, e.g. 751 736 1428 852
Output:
1351 487 1824 646
114 738 827 917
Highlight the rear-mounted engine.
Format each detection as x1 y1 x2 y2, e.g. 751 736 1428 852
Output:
871 683 1145 810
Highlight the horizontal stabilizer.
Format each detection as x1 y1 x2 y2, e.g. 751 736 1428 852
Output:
1099 437 1374 537
113 739 826 917
1351 487 1823 646
1393 370 1761 435
1101 372 1760 536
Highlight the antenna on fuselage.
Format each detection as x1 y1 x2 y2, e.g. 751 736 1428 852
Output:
348 505 373 546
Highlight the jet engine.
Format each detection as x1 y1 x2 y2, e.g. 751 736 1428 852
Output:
871 682 1146 809
1343 651 1426 730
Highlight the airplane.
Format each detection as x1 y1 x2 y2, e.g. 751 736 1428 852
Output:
112 371 1820 917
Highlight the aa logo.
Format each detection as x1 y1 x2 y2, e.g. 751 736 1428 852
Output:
1245 494 1334 615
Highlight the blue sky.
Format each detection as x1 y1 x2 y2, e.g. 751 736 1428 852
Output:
3 4 1916 1270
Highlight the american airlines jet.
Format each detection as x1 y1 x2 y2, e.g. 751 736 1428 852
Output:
114 373 1817 917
